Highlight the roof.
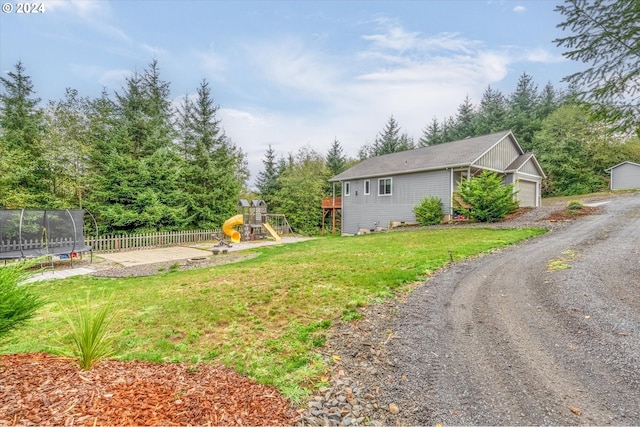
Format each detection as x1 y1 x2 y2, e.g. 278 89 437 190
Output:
605 161 640 172
330 130 518 182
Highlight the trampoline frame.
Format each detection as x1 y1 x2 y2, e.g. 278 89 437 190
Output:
0 209 94 265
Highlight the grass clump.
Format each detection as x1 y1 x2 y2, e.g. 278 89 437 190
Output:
567 200 584 210
61 296 117 369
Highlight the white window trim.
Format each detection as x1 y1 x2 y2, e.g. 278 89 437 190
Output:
344 181 351 196
364 179 370 195
378 177 392 196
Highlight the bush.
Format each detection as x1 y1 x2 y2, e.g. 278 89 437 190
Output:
567 200 583 210
0 262 43 339
413 196 443 226
455 171 519 223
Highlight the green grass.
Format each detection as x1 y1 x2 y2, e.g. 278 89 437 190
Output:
0 227 545 401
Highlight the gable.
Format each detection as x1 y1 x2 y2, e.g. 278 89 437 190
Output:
474 133 522 170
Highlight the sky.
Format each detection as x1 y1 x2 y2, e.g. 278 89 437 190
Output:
0 0 581 187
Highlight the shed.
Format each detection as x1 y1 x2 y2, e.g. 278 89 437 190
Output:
605 161 640 190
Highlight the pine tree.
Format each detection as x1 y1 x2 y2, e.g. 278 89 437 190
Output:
361 115 415 158
419 117 444 146
555 0 640 136
508 72 541 150
326 138 347 176
178 79 243 229
256 144 281 206
0 61 52 208
453 95 477 139
475 85 508 135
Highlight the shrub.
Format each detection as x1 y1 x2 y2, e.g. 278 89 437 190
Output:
413 196 443 226
62 296 117 370
0 262 43 339
567 200 583 210
455 171 519 223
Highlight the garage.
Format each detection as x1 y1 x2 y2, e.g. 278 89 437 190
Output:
516 180 537 207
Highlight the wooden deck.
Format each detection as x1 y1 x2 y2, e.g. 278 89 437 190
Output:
322 197 342 209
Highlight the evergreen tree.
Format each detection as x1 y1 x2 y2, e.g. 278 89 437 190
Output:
87 60 185 233
453 95 477 139
419 117 444 146
508 72 541 150
255 145 279 204
0 61 52 208
475 85 508 135
178 79 243 229
326 138 347 176
555 0 640 136
360 116 415 158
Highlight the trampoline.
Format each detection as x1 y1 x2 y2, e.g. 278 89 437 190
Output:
0 209 93 264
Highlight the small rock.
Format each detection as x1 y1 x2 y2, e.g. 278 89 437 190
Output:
389 402 400 414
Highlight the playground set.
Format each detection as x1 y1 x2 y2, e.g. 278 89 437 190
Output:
0 209 94 266
220 199 290 244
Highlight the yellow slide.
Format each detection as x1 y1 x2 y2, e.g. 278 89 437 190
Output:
222 214 243 243
262 223 281 242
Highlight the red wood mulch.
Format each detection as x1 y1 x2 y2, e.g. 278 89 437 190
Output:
0 353 300 426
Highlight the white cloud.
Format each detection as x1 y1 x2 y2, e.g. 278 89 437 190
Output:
98 68 133 91
513 5 527 14
196 51 228 82
176 21 550 186
520 47 566 63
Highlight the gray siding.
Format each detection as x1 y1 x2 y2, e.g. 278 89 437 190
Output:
610 163 640 190
476 136 519 170
520 158 540 176
342 170 451 234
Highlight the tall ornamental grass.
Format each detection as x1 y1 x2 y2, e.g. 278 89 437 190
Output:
62 296 117 370
0 262 43 339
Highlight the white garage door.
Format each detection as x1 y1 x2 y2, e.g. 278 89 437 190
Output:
517 180 537 207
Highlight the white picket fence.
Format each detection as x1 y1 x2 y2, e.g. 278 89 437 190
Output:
86 229 220 253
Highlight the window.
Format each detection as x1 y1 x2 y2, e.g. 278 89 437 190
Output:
364 180 370 195
378 178 392 196
344 181 350 196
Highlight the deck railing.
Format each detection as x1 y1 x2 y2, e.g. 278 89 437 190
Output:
322 196 342 209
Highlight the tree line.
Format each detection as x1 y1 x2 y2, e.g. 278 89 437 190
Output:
0 60 246 234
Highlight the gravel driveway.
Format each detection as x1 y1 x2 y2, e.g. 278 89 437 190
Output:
308 193 640 426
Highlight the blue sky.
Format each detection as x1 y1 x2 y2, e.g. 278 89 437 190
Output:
1 0 580 185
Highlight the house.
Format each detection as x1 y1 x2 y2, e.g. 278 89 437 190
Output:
328 130 545 235
605 161 640 190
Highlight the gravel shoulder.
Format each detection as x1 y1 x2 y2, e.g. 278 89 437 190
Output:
309 193 640 426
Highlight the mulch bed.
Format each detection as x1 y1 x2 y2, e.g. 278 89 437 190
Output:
0 353 299 426
543 205 600 222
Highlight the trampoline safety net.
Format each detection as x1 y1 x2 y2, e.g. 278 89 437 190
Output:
0 209 92 260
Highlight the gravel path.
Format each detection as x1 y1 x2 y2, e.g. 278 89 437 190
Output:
301 193 640 426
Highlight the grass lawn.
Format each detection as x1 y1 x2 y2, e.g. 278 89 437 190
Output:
1 227 545 401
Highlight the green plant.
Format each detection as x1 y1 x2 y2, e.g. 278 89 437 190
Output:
413 196 443 226
0 261 44 339
62 296 117 370
455 170 519 223
567 200 583 210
